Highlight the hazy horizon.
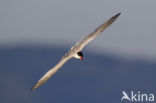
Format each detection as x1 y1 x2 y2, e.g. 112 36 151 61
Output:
1 0 156 60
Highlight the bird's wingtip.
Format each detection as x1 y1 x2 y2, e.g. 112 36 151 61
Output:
118 12 121 15
30 87 35 91
30 84 37 91
115 12 121 17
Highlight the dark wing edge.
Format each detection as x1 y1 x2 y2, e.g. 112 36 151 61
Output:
72 12 121 51
30 55 72 91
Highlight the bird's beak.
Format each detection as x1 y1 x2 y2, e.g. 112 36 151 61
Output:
80 57 83 61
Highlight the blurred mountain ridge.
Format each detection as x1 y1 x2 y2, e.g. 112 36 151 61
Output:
0 46 156 103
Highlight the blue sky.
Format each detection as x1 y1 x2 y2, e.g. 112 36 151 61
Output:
1 0 156 59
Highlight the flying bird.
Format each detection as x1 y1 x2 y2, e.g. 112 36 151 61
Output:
30 13 120 91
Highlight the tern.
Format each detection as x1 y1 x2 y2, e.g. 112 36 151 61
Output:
30 13 120 91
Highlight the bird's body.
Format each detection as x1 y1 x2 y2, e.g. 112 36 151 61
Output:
30 13 120 91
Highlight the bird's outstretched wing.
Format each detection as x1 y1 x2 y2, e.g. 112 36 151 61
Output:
30 55 72 91
72 13 120 51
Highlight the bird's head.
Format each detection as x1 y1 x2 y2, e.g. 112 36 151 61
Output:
74 51 83 61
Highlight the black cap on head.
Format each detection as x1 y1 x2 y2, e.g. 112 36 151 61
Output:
77 52 83 57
